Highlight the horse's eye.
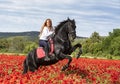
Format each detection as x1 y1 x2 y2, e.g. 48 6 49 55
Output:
72 25 76 29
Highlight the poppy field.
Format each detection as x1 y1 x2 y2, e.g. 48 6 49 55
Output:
0 54 120 84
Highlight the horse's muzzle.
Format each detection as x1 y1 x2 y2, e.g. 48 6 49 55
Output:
69 34 76 42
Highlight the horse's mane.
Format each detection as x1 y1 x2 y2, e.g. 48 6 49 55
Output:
55 20 68 34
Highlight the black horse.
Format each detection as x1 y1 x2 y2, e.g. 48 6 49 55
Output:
23 18 82 74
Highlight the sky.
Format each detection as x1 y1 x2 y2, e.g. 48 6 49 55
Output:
0 0 120 37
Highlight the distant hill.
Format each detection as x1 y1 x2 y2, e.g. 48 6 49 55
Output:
0 31 87 39
76 36 88 39
0 31 40 38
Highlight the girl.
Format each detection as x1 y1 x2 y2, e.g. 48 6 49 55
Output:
39 19 54 61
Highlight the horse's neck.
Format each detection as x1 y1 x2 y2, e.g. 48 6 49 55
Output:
55 27 68 42
54 34 70 45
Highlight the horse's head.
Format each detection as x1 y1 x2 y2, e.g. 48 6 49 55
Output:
66 18 76 41
55 18 76 42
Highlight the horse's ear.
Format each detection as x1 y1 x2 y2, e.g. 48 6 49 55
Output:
73 19 75 23
67 17 70 21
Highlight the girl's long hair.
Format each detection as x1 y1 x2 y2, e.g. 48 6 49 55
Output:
40 18 53 34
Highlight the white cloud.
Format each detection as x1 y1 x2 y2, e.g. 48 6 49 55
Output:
0 0 120 37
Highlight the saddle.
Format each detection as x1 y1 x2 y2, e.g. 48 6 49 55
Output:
37 38 54 58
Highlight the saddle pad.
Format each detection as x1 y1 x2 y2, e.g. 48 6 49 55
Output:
37 47 45 58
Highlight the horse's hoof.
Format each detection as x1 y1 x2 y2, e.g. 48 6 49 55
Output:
22 72 26 74
61 68 65 71
76 55 80 59
61 66 67 71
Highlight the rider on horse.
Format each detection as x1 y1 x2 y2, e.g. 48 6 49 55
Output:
39 18 54 61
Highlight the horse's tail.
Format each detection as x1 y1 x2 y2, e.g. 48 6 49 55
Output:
22 58 28 74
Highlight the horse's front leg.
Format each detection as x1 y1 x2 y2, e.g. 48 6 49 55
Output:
69 43 82 59
59 53 72 71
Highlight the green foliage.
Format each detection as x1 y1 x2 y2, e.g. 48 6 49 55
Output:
92 42 102 54
0 36 38 53
109 29 120 37
109 36 120 56
0 29 120 59
90 31 102 43
79 28 120 59
102 29 120 56
23 42 38 53
8 36 26 53
0 39 9 52
82 31 103 55
82 38 92 54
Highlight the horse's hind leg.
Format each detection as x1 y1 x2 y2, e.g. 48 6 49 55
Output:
59 53 72 71
28 62 37 72
29 67 35 72
23 59 28 74
62 56 72 71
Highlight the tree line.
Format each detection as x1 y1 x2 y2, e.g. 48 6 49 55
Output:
82 28 120 59
0 29 120 59
0 36 38 54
